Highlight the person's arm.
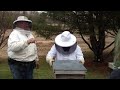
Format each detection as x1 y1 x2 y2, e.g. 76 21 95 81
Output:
34 44 40 69
76 45 85 64
34 44 39 61
46 44 57 66
8 32 36 52
8 32 28 52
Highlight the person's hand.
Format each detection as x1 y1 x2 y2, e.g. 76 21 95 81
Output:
35 61 40 69
79 59 85 64
46 57 54 67
49 58 54 67
27 38 36 44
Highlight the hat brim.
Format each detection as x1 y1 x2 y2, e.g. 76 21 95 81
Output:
13 20 32 24
55 34 76 47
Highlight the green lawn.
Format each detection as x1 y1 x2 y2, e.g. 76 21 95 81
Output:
33 57 54 79
0 62 13 79
85 68 110 79
0 56 110 79
0 57 54 79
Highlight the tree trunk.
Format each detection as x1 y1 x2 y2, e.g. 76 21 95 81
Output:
88 12 106 62
90 28 105 62
90 31 99 62
89 23 105 62
98 26 105 62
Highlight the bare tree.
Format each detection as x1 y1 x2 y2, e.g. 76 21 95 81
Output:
0 11 15 49
47 11 119 62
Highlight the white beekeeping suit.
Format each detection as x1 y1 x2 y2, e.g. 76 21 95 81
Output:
46 31 84 66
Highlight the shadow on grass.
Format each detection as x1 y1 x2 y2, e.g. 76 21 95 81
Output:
84 51 112 79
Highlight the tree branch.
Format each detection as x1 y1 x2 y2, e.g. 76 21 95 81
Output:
0 41 7 49
0 30 8 47
104 40 114 50
104 47 114 60
113 29 118 35
73 11 93 51
78 31 93 51
105 30 115 36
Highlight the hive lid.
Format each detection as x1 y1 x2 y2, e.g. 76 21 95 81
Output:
53 60 87 71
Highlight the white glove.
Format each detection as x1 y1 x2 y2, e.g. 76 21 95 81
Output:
79 59 85 64
46 57 54 66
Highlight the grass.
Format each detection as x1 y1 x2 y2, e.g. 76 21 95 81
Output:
33 57 54 79
0 55 111 79
0 57 54 79
0 62 13 79
85 66 110 79
84 52 111 79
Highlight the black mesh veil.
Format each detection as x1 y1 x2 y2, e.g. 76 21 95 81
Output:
55 42 77 55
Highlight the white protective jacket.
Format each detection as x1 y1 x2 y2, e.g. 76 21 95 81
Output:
7 27 39 62
46 44 84 63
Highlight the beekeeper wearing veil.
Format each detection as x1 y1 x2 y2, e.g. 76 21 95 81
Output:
46 31 85 66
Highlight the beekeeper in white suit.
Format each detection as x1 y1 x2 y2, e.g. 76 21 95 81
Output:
46 31 85 66
7 16 39 79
